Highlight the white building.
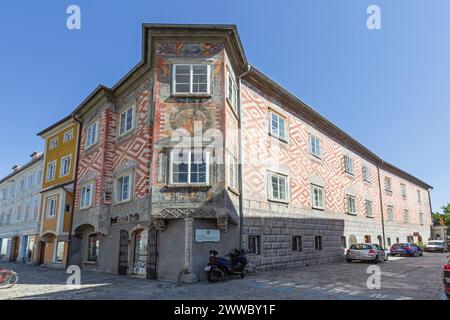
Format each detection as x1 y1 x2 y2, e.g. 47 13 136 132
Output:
0 152 43 263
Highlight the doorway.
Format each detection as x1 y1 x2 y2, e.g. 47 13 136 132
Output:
39 241 46 265
11 237 20 262
146 228 157 280
132 229 148 276
118 230 129 275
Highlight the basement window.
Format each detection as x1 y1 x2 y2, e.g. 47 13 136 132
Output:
248 235 261 255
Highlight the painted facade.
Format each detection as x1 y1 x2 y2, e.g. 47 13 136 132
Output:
35 117 80 267
0 153 43 263
29 24 433 281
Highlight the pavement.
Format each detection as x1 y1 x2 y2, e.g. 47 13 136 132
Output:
0 252 448 300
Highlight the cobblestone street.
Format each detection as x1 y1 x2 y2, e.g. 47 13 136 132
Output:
1 252 448 300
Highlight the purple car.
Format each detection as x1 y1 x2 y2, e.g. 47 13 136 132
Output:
390 243 423 257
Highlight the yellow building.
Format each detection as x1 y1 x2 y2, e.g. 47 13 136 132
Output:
35 115 79 268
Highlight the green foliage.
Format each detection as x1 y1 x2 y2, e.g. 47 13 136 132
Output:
432 203 450 228
415 242 425 250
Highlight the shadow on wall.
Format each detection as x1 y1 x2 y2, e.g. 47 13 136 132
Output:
242 216 346 271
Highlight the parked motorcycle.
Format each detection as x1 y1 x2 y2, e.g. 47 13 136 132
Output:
205 249 249 282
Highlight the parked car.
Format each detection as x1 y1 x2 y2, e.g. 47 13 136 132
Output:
346 244 387 263
390 243 423 257
425 240 448 253
443 256 450 299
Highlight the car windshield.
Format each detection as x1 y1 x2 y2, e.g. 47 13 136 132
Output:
391 243 409 249
428 241 444 245
350 244 372 250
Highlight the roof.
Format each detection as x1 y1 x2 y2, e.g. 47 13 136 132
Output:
0 153 43 185
37 23 432 190
36 115 73 137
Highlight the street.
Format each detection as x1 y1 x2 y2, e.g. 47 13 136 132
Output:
0 252 448 300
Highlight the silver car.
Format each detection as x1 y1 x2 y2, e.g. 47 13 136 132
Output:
346 243 387 263
425 240 448 253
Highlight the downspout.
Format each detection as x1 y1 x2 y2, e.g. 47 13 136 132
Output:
427 188 434 241
376 162 386 248
237 65 251 250
66 115 82 269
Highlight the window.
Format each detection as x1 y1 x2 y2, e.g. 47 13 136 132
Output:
46 197 57 217
86 121 99 148
343 155 354 175
387 237 392 247
346 195 356 215
401 183 407 198
16 204 22 222
396 237 400 244
60 155 71 177
20 179 25 191
227 72 238 114
268 172 288 202
25 201 31 220
292 236 303 252
407 236 414 243
49 137 58 150
403 209 409 223
309 134 321 158
170 150 209 184
269 111 287 141
419 213 424 225
315 236 323 250
80 184 93 209
46 161 56 181
311 185 325 210
36 170 42 185
119 106 134 136
364 235 372 244
116 174 132 203
54 241 64 263
173 64 210 94
27 174 33 189
228 152 239 190
387 205 394 221
384 177 392 192
362 165 371 183
341 236 347 249
63 129 74 142
0 239 9 255
88 234 99 262
365 200 373 217
248 235 261 255
417 190 421 203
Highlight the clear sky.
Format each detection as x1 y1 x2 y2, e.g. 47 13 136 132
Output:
0 0 448 212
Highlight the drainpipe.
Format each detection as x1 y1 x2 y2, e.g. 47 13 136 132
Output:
376 163 386 248
66 115 82 269
237 65 251 250
427 188 434 241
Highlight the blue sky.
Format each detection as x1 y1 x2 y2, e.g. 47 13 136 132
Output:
0 0 448 212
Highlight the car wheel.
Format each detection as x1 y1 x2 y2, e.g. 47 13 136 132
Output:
373 256 379 264
346 259 352 263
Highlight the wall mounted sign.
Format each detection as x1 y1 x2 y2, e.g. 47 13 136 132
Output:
195 229 220 243
110 213 140 225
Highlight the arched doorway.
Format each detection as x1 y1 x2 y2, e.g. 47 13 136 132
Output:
118 230 129 275
132 229 148 276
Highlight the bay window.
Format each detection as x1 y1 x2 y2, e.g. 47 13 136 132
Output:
170 150 209 185
172 64 210 94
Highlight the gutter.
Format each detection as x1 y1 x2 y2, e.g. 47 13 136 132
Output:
376 163 387 249
66 115 82 269
237 65 251 250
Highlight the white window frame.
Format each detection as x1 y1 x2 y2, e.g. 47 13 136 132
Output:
387 205 394 221
115 173 132 203
172 64 211 95
403 209 409 223
365 200 373 217
86 120 99 149
119 106 135 136
46 161 57 182
346 195 357 215
63 129 74 142
49 137 58 150
343 155 354 175
419 212 424 225
401 183 407 198
268 171 289 203
311 184 325 210
309 134 322 158
227 152 239 191
227 71 238 114
362 165 371 183
46 196 57 217
80 183 94 209
417 190 422 204
169 150 210 185
60 155 72 177
385 177 392 192
269 111 287 142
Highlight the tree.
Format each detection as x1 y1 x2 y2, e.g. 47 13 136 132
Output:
433 203 450 228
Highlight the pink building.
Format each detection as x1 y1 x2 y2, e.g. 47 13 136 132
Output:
59 24 431 281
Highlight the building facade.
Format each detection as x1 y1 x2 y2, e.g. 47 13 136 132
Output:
0 152 43 263
34 24 433 281
35 116 80 267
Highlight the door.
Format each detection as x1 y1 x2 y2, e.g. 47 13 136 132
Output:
146 228 158 280
11 237 20 262
132 230 148 276
39 241 46 265
118 230 129 275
